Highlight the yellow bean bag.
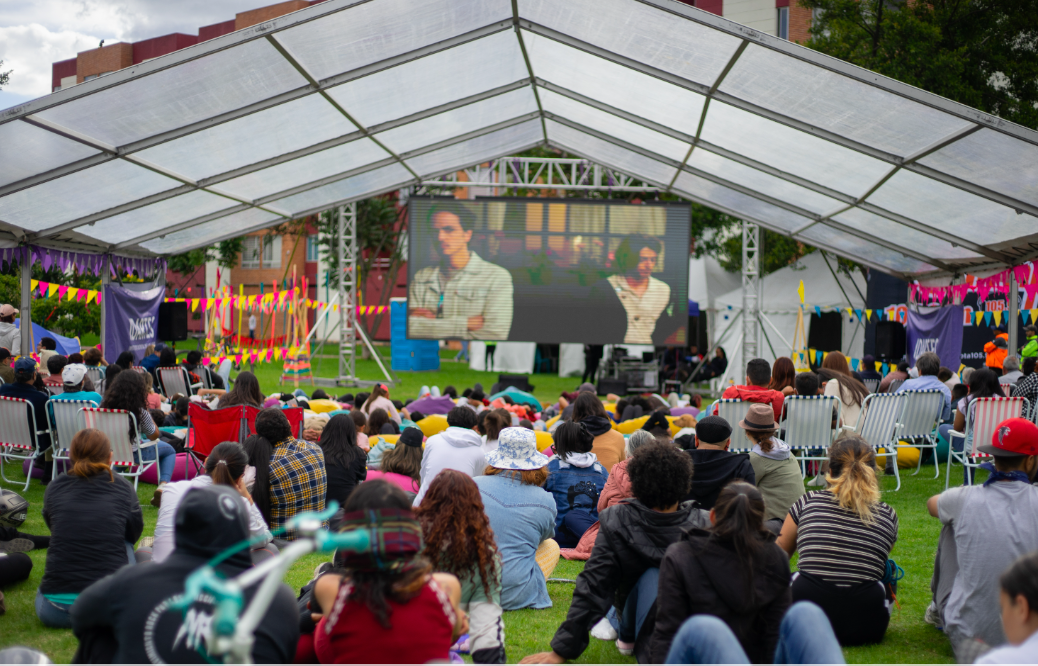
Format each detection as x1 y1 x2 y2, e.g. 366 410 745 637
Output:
417 414 449 438
603 403 617 415
379 434 400 445
306 399 343 414
877 443 921 469
614 415 681 436
545 415 560 430
535 430 554 454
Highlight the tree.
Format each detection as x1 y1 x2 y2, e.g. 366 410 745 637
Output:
800 0 1038 130
0 60 10 90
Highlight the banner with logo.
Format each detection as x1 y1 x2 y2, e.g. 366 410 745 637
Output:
103 284 163 362
906 304 963 370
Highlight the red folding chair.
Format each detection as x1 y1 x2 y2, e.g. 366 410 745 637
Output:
186 403 247 473
243 406 304 439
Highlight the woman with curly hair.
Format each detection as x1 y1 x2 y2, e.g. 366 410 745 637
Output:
417 470 505 663
100 370 177 507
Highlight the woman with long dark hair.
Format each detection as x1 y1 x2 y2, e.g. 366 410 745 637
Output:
114 351 135 370
318 414 367 508
366 407 391 438
479 409 510 454
416 470 505 663
149 442 275 563
243 434 275 526
768 356 797 396
100 370 177 506
217 370 264 408
305 481 467 663
570 391 625 472
652 481 793 663
819 352 869 428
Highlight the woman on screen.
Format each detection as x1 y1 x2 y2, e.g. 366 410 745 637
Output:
605 235 672 344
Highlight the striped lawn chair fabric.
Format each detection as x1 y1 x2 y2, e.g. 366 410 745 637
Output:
887 379 906 393
80 407 155 490
0 396 44 490
48 399 94 481
863 378 880 394
84 366 104 393
714 399 750 451
898 390 945 478
782 395 840 475
946 397 1028 489
848 393 905 491
47 384 64 396
157 366 191 398
132 366 149 374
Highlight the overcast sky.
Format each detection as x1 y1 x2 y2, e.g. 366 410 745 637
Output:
0 0 266 110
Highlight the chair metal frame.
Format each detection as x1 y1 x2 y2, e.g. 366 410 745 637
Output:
945 396 1029 490
46 398 96 481
862 378 880 394
843 393 905 491
713 399 751 451
887 379 906 393
0 396 46 491
79 406 156 490
896 389 946 479
781 395 841 477
84 366 105 394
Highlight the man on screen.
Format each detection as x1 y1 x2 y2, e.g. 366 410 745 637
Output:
409 205 514 340
601 235 672 344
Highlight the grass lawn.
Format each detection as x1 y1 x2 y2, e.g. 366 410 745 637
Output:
0 353 963 663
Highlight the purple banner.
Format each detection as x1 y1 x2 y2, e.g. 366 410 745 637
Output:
907 305 963 370
103 284 164 362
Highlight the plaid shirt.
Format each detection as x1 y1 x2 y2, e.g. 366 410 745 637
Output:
269 437 327 539
1012 372 1038 412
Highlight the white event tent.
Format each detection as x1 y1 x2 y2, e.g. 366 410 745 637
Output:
3 0 1038 358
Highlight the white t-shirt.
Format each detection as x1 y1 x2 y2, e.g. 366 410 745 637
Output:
977 630 1038 663
939 481 1038 647
152 475 272 562
607 274 670 344
249 314 257 330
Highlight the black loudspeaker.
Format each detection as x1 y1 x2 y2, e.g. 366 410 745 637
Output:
597 378 627 396
875 321 906 361
157 302 188 341
807 312 843 353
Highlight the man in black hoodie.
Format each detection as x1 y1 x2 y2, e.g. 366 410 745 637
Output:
519 443 710 664
683 416 756 509
70 486 298 663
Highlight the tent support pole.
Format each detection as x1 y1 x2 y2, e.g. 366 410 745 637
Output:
1010 271 1019 353
19 250 30 355
742 221 761 367
100 254 110 355
337 202 357 386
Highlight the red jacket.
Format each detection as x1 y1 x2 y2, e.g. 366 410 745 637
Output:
720 385 785 423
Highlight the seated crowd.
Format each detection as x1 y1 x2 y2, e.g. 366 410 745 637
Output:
1 337 1038 665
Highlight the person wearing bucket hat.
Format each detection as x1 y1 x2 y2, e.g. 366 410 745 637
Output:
926 417 1038 660
683 415 756 510
738 404 804 532
303 480 467 664
476 427 557 611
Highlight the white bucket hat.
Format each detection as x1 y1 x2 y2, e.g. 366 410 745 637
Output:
485 427 550 471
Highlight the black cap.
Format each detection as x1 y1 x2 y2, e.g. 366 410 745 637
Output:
0 347 10 362
174 486 250 567
400 427 424 448
695 415 733 445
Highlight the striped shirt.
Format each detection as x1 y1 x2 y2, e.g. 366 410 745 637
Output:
789 490 898 588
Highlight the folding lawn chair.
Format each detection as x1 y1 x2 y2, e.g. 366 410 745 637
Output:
186 403 248 474
46 384 64 396
243 406 305 439
84 366 105 393
0 396 46 491
781 395 841 477
157 366 194 398
946 396 1028 490
843 393 905 491
80 406 155 490
713 399 750 451
897 390 946 479
887 379 906 393
863 378 880 394
47 399 95 481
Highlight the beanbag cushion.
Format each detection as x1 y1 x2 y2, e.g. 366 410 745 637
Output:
417 414 449 437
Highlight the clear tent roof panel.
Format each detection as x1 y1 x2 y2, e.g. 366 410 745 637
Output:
1 0 1036 279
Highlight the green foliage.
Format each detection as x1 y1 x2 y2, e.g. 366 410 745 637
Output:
316 196 403 290
689 204 817 275
167 238 245 275
801 0 1038 130
0 60 9 90
0 270 101 339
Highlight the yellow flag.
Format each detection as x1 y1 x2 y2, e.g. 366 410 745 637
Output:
87 290 97 304
30 280 38 291
47 283 59 297
875 362 882 372
865 309 872 321
1031 309 1038 325
993 310 1003 326
191 299 199 312
797 280 805 304
975 311 985 326
67 287 78 301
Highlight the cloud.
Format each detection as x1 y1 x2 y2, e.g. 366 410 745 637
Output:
0 0 281 99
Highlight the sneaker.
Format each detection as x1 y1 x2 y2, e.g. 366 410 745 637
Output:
151 482 167 508
0 538 34 554
924 601 943 630
616 639 634 656
807 474 825 487
591 617 618 641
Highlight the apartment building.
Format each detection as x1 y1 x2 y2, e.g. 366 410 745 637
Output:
677 0 814 40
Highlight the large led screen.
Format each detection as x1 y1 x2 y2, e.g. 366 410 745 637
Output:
407 196 689 345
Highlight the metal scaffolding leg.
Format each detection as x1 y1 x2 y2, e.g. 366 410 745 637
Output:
337 203 357 384
742 221 761 366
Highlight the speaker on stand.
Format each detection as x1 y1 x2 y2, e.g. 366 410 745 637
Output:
157 302 188 342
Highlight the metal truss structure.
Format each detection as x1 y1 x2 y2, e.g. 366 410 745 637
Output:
417 156 660 195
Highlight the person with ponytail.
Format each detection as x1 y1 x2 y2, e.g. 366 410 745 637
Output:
739 404 805 533
479 408 511 454
243 434 275 526
149 442 274 564
361 383 402 425
37 429 144 628
777 435 898 646
317 414 368 509
653 482 823 664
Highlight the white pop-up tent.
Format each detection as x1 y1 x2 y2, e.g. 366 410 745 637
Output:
713 251 866 380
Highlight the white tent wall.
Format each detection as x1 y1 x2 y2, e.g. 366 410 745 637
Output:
713 252 865 381
468 341 537 374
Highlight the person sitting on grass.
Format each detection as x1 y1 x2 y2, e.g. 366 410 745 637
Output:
318 414 368 509
683 415 756 510
545 422 609 549
925 417 1038 663
476 427 557 611
651 482 798 663
366 427 424 495
255 407 327 540
162 396 190 427
777 435 898 647
70 486 298 663
146 442 275 565
414 405 486 506
300 481 467 664
417 470 506 664
976 552 1038 664
739 404 805 534
215 370 264 409
570 392 626 473
520 442 710 664
720 358 785 422
38 429 143 629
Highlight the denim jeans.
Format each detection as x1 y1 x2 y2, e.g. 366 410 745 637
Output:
665 601 845 664
615 567 659 643
137 440 177 483
35 589 74 628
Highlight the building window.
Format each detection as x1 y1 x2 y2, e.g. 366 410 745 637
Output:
241 236 260 268
777 7 789 39
263 235 282 269
306 235 320 262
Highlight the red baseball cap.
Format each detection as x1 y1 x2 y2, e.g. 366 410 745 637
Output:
979 418 1038 457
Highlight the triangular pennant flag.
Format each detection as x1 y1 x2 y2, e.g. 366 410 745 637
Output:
865 309 872 321
66 287 78 301
191 299 199 312
234 354 242 364
874 362 881 372
975 311 985 326
47 283 59 297
851 358 859 371
57 285 68 299
38 282 48 297
87 290 97 304
1031 309 1038 325
855 309 863 321
882 363 889 375
814 306 821 316
1023 310 1030 325
984 311 993 326
29 280 38 292
993 310 1003 326
95 291 101 304
200 298 209 312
